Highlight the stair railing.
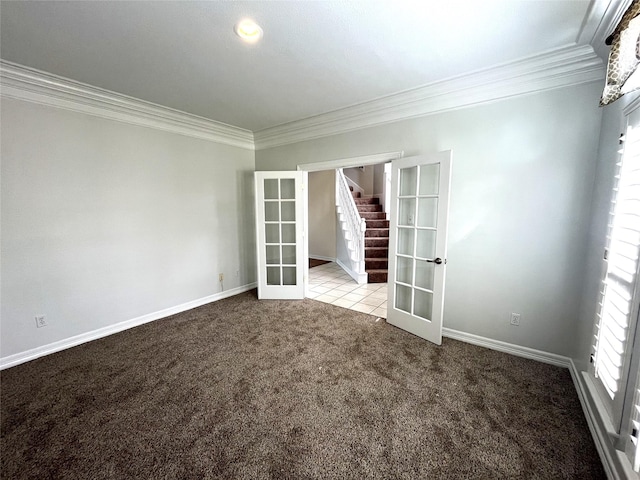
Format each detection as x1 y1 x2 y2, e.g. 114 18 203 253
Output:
336 168 367 274
343 174 365 199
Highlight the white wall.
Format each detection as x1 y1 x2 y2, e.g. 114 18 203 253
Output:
1 98 256 359
343 167 362 189
308 170 336 259
256 82 603 357
344 166 374 195
372 163 386 197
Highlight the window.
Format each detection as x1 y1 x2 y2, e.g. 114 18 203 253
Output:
626 366 640 471
591 106 640 470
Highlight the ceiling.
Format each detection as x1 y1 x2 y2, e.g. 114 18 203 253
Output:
1 1 596 132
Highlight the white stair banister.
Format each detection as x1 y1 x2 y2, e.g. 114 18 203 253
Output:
336 168 366 277
343 174 365 199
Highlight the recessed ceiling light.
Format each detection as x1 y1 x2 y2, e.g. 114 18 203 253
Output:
234 19 263 43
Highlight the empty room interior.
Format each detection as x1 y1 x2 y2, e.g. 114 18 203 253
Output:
3 0 640 478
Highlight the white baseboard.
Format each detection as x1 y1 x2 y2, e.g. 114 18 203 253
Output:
0 283 257 370
442 328 571 367
568 362 620 480
336 258 368 284
309 255 336 262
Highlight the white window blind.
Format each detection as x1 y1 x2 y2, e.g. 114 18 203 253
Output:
592 115 640 428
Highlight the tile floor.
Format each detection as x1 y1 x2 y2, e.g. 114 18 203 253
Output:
307 262 388 318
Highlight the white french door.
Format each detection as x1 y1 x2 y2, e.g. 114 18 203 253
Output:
255 171 307 299
387 152 452 345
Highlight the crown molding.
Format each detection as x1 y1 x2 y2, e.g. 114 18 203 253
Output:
254 44 604 150
579 0 633 59
623 90 640 115
0 60 255 150
1 42 605 153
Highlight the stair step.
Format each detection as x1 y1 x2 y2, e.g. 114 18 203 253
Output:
361 212 386 220
365 228 389 238
365 247 388 258
366 269 388 283
365 258 388 270
354 197 379 205
365 219 389 229
357 204 383 213
365 237 389 247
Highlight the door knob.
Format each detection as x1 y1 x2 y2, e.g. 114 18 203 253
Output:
426 257 445 265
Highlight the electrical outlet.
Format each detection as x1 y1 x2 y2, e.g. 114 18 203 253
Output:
219 273 224 282
35 315 47 328
510 313 521 326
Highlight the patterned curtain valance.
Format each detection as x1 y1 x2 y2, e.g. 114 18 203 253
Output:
601 0 640 106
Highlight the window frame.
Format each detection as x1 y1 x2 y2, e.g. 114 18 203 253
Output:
590 103 640 469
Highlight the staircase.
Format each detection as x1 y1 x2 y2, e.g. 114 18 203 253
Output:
352 191 389 283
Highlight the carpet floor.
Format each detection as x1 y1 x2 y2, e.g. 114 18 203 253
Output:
1 290 604 479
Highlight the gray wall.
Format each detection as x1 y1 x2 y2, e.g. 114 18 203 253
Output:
256 82 604 357
308 170 337 259
1 98 256 358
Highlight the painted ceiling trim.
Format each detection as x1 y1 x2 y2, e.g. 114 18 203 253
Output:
254 44 605 151
0 61 255 151
579 0 633 58
1 42 605 153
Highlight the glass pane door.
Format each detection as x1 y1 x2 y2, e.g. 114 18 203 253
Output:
255 172 306 299
394 164 439 320
387 152 452 345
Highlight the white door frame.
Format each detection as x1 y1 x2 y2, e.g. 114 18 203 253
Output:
297 151 404 173
297 151 404 296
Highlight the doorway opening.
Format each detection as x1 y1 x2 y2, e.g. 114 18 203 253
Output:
299 152 403 317
255 150 451 345
307 260 388 317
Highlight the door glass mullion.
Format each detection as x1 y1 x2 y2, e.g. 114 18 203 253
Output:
414 164 437 321
278 178 286 285
410 219 417 316
267 177 281 286
277 198 282 286
278 178 282 286
410 166 420 316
